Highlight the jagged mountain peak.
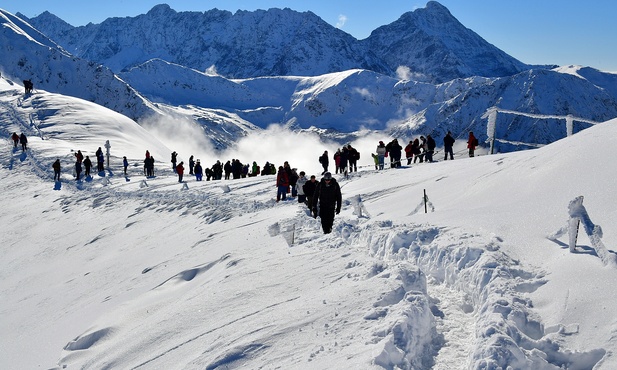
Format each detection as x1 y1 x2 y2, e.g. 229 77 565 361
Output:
147 3 174 15
425 1 451 13
370 1 460 37
24 3 531 82
364 2 527 83
17 10 64 24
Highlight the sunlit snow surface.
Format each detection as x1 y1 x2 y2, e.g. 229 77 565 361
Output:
2 77 617 369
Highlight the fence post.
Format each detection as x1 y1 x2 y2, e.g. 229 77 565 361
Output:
488 108 498 155
567 196 584 252
482 107 498 154
104 140 111 171
566 115 574 137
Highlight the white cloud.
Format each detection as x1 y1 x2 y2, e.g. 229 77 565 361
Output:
396 65 429 82
396 66 412 80
220 125 337 176
139 113 217 165
336 14 348 29
354 87 374 100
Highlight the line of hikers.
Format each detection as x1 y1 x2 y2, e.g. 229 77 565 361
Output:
377 131 480 170
50 147 107 182
166 150 282 183
317 144 361 177
42 128 479 184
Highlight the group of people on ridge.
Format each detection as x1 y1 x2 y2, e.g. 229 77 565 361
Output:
368 131 477 170
50 146 105 182
163 150 285 183
318 144 360 177
33 129 479 232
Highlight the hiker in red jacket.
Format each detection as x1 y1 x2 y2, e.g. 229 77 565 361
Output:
11 132 19 148
467 131 478 157
276 166 290 202
176 161 185 183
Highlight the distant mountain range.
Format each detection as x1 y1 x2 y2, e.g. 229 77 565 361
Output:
2 2 616 152
22 2 531 83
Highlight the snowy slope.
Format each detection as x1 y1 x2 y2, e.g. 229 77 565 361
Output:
2 75 617 369
0 9 157 121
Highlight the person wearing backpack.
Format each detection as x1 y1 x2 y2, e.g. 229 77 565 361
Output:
52 159 61 181
312 172 342 234
443 131 455 160
319 150 329 175
467 131 478 157
348 145 359 173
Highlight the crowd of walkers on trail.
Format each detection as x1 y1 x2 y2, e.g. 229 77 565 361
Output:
11 127 478 232
39 145 101 183
163 152 279 183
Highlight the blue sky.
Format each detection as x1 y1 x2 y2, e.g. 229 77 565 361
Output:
3 0 616 72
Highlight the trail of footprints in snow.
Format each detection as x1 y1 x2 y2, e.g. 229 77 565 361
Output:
278 213 607 369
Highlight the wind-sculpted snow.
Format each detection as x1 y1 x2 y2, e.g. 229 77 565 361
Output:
343 221 604 369
262 202 608 369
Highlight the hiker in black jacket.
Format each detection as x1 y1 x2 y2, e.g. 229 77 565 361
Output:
312 172 342 234
302 175 318 210
443 131 455 160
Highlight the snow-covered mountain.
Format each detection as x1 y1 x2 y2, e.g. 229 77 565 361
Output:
119 59 617 150
362 1 531 83
23 2 530 82
0 9 263 151
22 5 390 79
2 73 617 370
0 9 156 121
4 4 617 155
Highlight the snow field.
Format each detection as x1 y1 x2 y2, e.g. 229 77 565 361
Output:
2 76 617 369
